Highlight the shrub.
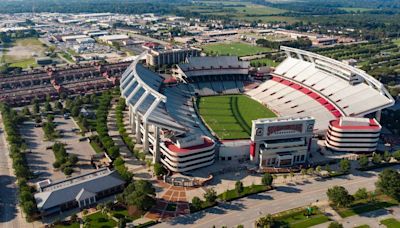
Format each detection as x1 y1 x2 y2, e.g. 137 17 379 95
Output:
191 196 202 211
261 173 273 186
372 153 382 164
63 167 73 175
358 155 369 169
354 188 368 200
328 222 343 228
204 188 217 203
235 181 244 194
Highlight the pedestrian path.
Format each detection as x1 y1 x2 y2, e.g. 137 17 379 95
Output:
106 99 150 179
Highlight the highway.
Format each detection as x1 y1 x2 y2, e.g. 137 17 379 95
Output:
155 167 398 228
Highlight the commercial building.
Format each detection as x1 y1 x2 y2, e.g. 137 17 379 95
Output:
146 48 201 67
98 34 129 44
250 117 315 168
325 117 381 152
61 35 88 42
34 168 125 216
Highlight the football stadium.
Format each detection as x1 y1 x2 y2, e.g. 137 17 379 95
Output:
120 46 395 172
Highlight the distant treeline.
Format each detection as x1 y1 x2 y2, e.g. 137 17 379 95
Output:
256 38 312 50
0 0 189 14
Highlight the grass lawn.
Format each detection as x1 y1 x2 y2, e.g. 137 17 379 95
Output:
90 140 104 154
198 95 276 139
202 42 273 57
273 206 330 228
85 212 116 228
111 207 140 222
335 195 398 218
3 38 46 69
381 218 400 228
250 58 280 67
190 200 217 213
219 185 271 201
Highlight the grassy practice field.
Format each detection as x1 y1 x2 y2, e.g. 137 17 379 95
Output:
2 38 46 68
198 95 276 139
202 42 273 57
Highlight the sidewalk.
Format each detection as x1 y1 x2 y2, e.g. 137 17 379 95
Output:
106 99 151 179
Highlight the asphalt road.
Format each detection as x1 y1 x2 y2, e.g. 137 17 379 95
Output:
0 114 21 228
155 167 398 228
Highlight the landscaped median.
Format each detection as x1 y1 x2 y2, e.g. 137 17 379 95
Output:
333 194 398 218
219 184 272 202
255 206 330 228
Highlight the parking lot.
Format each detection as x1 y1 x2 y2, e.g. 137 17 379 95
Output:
21 115 97 182
54 116 97 174
21 121 64 182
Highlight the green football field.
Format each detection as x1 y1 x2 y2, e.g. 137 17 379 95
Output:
198 95 277 140
202 42 273 57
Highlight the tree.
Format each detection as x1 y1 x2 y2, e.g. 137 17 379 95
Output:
55 101 63 110
354 188 368 200
71 105 80 117
153 162 167 176
383 151 392 163
33 101 40 114
255 214 275 228
261 173 273 186
393 150 400 161
339 159 351 173
307 167 314 176
325 164 331 173
125 180 156 211
191 196 202 210
328 222 343 228
372 153 382 164
204 188 217 203
327 186 354 207
44 101 52 112
22 107 31 116
375 168 400 200
358 155 369 169
235 181 244 194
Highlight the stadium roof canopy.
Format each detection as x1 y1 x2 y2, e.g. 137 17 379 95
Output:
120 52 186 133
276 46 394 117
176 56 249 78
